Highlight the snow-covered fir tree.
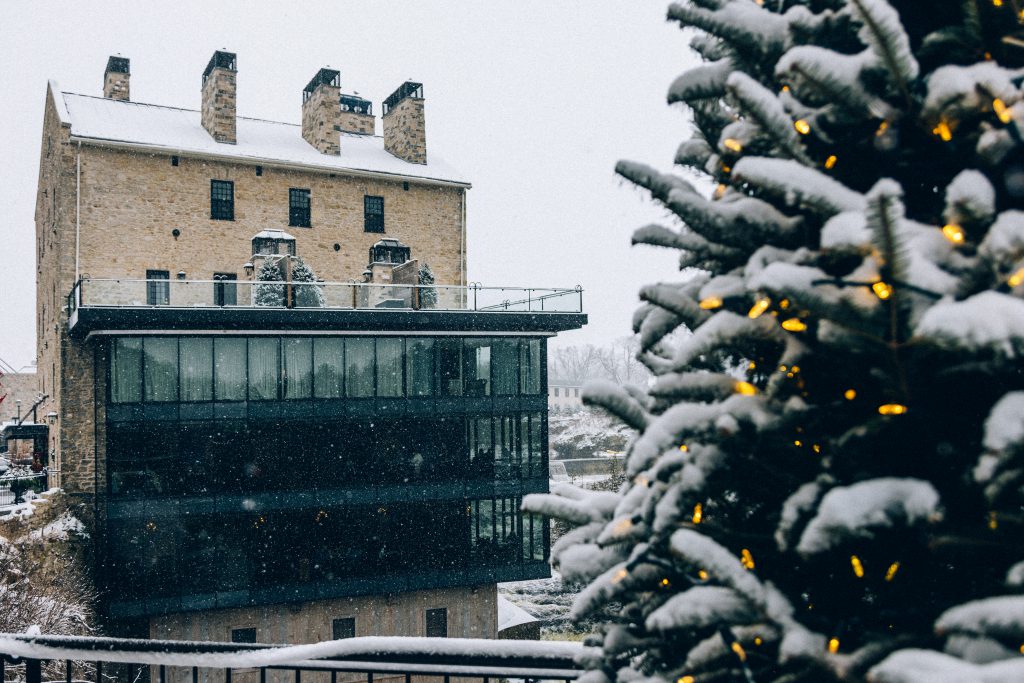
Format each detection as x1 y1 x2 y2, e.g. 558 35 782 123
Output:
253 259 284 307
418 261 438 308
291 257 324 308
526 2 1024 681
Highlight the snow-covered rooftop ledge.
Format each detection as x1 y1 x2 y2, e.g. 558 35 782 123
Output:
0 633 599 679
69 278 585 315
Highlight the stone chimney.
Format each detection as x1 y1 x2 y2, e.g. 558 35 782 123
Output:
339 94 375 135
382 81 426 165
103 56 130 101
201 50 237 144
302 68 341 155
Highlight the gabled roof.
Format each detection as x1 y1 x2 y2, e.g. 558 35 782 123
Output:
56 88 469 187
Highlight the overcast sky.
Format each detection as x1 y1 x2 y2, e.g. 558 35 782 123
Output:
0 1 697 371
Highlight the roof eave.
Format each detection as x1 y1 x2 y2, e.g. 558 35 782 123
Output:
67 134 473 190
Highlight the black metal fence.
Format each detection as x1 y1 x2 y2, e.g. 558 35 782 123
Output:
0 473 47 507
0 634 594 683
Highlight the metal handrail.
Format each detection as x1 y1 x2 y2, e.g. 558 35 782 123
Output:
0 633 596 682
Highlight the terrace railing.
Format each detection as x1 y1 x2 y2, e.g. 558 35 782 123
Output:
67 279 583 317
0 633 595 683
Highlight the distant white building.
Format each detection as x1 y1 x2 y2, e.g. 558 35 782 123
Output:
548 380 583 412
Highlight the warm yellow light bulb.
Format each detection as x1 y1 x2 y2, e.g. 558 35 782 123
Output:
740 548 756 570
844 389 857 400
885 562 900 582
748 297 771 319
661 578 670 587
747 360 757 370
679 677 695 683
1008 267 1024 287
698 569 709 580
781 318 807 332
824 154 837 170
872 281 893 300
679 444 689 452
714 183 727 199
828 638 840 654
933 121 953 141
731 642 747 661
612 568 629 584
989 511 999 530
779 298 791 309
692 503 703 524
993 0 1003 6
993 98 1012 124
735 381 758 396
876 120 889 136
851 555 865 578
699 296 723 310
942 223 965 244
723 138 743 152
794 119 811 135
754 636 763 646
794 439 803 447
878 403 908 415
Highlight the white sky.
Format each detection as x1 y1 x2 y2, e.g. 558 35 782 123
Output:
0 1 697 370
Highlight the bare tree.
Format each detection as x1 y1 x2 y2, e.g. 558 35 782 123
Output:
595 337 648 385
549 344 600 384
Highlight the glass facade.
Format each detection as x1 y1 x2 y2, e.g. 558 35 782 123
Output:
102 333 551 616
109 335 545 404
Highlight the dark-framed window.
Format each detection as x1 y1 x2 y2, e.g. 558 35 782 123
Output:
332 617 356 640
146 270 170 306
289 188 311 227
364 195 384 233
213 273 237 306
425 608 447 637
231 628 257 644
211 180 234 220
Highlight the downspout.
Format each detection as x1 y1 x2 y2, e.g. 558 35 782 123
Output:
461 188 467 286
75 141 81 281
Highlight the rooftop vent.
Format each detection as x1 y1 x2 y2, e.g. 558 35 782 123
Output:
338 93 375 135
105 56 130 74
301 67 342 155
382 81 423 115
340 94 372 116
201 50 237 144
369 238 411 265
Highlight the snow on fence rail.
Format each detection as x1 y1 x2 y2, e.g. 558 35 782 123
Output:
0 634 597 683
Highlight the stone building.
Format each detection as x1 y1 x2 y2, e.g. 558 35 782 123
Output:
34 52 585 642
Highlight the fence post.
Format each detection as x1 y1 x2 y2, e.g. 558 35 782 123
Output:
25 659 41 683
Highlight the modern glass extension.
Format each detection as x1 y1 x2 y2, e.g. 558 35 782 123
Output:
100 333 553 617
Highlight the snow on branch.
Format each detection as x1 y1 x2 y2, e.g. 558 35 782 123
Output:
726 71 811 163
979 210 1024 268
915 291 1024 355
668 59 734 104
582 380 650 431
670 311 784 369
776 46 881 118
936 595 1024 641
795 478 941 555
982 391 1024 454
675 138 713 169
669 528 767 608
944 170 996 229
847 0 918 101
923 62 1017 124
668 2 790 60
522 485 619 526
645 586 756 633
868 648 1024 683
732 157 865 216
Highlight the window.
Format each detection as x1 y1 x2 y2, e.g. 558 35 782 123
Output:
111 338 142 403
146 270 170 306
211 180 234 220
520 339 542 395
364 195 384 233
143 338 178 402
492 339 518 395
231 628 257 644
463 340 492 396
180 338 213 402
313 338 344 398
283 338 313 399
171 155 179 167
554 387 559 397
289 188 311 227
214 338 246 401
406 338 434 397
248 338 280 400
425 608 447 638
574 388 580 398
213 273 237 306
332 617 356 640
345 339 374 397
376 338 403 397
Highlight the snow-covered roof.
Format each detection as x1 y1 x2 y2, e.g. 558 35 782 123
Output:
57 90 469 187
253 229 296 241
497 596 539 632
